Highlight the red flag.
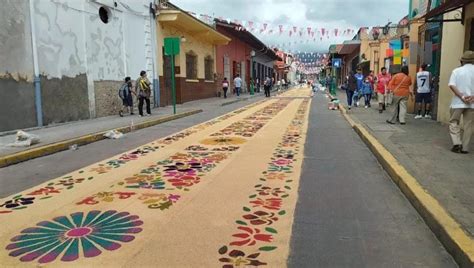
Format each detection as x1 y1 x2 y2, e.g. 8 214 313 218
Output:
307 27 312 35
321 28 325 36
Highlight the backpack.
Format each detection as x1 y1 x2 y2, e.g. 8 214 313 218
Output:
118 83 127 99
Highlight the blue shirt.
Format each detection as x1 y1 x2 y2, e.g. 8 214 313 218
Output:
361 82 372 95
355 73 364 91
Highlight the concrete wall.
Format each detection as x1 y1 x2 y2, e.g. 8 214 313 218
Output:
0 0 156 132
437 4 474 123
0 0 37 131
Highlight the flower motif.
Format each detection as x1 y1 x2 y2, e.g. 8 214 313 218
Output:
124 175 155 185
200 137 247 146
243 211 278 225
185 145 208 151
256 187 285 197
230 227 273 246
6 210 143 264
264 172 287 181
90 166 112 174
272 159 293 166
167 175 201 188
164 162 203 172
250 198 282 211
55 178 85 187
0 196 35 211
218 246 266 267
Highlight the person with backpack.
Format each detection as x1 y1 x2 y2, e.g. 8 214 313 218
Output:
136 70 152 117
118 77 135 117
222 77 229 99
361 77 373 108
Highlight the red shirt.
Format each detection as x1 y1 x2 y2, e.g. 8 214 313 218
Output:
377 73 391 94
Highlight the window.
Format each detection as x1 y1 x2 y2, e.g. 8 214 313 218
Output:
186 51 197 79
205 56 214 81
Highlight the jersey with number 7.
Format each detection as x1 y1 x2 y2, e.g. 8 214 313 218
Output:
416 71 431 93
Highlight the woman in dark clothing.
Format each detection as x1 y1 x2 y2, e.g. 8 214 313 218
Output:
347 71 357 110
119 77 135 117
222 77 229 98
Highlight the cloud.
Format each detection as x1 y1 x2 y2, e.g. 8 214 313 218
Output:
171 0 408 52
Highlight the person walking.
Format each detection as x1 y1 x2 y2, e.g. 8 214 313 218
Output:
222 77 229 99
354 68 364 107
136 70 152 117
414 64 433 119
234 74 242 97
264 77 272 97
448 51 474 154
386 66 413 125
346 72 357 110
376 67 391 113
118 77 135 117
361 77 373 108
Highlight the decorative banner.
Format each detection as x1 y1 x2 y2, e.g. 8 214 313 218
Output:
279 25 284 34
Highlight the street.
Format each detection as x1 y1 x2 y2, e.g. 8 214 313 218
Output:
0 88 455 267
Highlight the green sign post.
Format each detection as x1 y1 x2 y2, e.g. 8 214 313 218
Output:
164 37 181 115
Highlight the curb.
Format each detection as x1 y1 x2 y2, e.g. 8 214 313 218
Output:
0 109 202 168
332 94 474 267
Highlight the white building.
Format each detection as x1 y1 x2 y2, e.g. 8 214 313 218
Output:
0 0 159 132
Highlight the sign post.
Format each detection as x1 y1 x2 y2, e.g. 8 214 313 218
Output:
164 37 181 114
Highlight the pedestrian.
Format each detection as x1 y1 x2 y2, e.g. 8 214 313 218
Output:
264 76 272 97
346 72 357 110
361 77 373 108
136 70 152 117
448 50 474 154
386 66 413 125
415 64 433 119
354 68 364 107
222 77 229 99
376 67 392 113
118 76 135 117
234 74 242 97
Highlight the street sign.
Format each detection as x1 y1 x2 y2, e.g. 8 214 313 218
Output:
332 58 342 68
164 37 180 56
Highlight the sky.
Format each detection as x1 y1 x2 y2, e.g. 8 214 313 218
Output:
172 0 409 52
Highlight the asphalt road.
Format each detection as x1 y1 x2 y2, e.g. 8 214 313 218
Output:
287 93 456 267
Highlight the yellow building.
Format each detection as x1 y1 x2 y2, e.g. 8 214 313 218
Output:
156 3 230 106
423 0 474 123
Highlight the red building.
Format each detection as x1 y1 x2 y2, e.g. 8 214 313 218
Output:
215 19 279 91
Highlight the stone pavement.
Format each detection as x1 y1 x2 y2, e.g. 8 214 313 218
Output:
0 93 263 158
336 89 474 239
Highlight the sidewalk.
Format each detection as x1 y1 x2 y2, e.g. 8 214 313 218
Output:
0 93 263 160
335 89 474 265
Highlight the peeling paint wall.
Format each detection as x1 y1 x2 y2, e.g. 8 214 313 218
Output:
0 0 157 131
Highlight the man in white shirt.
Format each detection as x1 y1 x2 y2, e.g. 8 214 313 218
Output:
448 51 474 154
234 74 242 97
415 64 433 119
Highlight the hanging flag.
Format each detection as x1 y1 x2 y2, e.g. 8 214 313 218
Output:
334 29 338 36
248 21 254 28
279 25 284 34
263 23 268 31
293 26 297 33
289 31 293 37
307 27 312 35
321 28 325 36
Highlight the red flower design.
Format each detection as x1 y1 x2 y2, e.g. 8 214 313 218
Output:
167 175 201 187
272 158 293 166
230 227 273 246
250 198 282 210
243 211 278 225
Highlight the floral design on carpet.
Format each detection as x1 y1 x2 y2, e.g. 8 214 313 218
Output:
218 100 309 267
0 196 36 214
76 192 136 205
200 137 247 146
5 210 143 264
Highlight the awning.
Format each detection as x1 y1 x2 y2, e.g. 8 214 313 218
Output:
339 43 360 55
159 10 230 45
423 0 471 20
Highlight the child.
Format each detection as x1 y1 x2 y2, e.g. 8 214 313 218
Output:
361 78 373 108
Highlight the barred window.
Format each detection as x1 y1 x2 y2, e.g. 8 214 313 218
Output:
186 51 197 79
205 56 214 81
